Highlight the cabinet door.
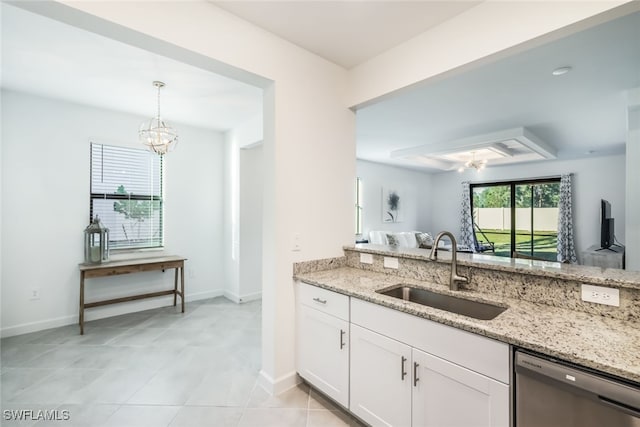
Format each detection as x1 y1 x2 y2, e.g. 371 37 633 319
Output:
297 304 349 408
412 348 509 427
350 324 412 427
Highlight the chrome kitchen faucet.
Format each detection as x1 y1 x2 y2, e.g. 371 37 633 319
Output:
429 231 469 291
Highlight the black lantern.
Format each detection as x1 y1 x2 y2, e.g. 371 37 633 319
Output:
84 216 109 264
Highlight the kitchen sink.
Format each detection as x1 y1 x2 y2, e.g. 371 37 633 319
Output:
376 285 507 320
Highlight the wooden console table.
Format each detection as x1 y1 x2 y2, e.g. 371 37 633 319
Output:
78 255 186 334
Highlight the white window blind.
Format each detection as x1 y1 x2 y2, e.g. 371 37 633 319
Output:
90 142 164 249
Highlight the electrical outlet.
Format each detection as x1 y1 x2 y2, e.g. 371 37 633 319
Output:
29 288 41 300
360 253 374 264
292 233 301 252
383 257 399 269
581 284 619 307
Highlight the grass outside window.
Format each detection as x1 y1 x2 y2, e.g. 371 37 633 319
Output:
478 229 558 261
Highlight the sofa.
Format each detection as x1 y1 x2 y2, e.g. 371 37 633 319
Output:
368 230 431 249
367 230 472 252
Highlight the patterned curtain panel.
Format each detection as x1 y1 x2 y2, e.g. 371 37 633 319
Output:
557 174 578 263
460 181 476 251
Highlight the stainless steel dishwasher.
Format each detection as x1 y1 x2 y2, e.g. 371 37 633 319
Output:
515 349 640 427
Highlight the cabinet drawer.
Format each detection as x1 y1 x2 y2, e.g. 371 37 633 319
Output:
298 282 349 321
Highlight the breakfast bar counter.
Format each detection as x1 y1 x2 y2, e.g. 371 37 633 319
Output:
294 246 640 384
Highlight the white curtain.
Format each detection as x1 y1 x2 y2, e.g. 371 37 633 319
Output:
460 181 476 251
557 174 578 263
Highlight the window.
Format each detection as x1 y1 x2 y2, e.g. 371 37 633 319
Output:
90 143 164 250
471 178 560 261
355 177 363 235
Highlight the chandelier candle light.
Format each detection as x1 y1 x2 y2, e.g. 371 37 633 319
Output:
139 81 178 155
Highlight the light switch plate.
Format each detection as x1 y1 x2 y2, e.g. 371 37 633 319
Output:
292 233 301 252
383 257 399 269
581 284 620 307
360 253 374 264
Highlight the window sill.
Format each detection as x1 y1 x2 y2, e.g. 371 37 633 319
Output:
109 247 166 261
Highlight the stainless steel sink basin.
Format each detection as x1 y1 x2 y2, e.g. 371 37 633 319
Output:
376 285 507 320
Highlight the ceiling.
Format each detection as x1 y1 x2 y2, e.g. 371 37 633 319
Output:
212 1 481 69
3 2 638 173
356 10 640 172
1 3 263 133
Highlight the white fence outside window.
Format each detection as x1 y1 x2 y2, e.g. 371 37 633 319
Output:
474 208 558 232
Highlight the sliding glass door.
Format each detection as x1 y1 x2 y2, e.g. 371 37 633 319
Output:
471 179 560 261
471 184 511 257
514 182 560 261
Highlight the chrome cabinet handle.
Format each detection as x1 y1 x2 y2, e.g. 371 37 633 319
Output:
312 297 327 304
340 329 346 349
414 362 420 387
401 356 407 380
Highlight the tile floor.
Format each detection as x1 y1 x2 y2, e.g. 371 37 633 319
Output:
0 297 365 427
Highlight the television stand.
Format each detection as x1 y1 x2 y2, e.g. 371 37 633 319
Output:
595 247 618 253
582 244 625 269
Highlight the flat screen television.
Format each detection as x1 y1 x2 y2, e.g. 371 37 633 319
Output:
601 199 614 249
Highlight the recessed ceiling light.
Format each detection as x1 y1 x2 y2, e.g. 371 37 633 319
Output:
552 66 572 76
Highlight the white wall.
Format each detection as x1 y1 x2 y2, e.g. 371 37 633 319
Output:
0 14 4 331
239 145 263 301
17 0 629 394
223 139 264 304
223 116 264 303
222 135 240 304
626 88 640 270
0 89 225 336
41 0 356 394
233 114 263 149
357 160 432 237
430 155 626 262
348 1 633 107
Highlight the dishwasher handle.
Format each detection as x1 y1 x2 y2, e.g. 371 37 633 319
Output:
599 396 640 418
515 350 640 414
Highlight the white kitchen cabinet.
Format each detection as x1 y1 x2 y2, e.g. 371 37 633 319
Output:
350 325 509 427
350 323 412 426
412 348 509 427
297 283 350 408
351 298 509 427
297 283 510 426
351 298 509 384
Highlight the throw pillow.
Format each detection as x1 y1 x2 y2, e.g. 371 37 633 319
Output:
415 232 434 249
386 233 399 247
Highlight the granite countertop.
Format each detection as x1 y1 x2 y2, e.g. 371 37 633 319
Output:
346 244 640 291
295 266 640 384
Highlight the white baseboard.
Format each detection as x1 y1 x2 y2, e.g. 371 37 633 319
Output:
1 289 224 338
238 291 262 303
223 290 241 304
224 290 262 304
187 290 223 302
0 314 78 338
257 370 300 396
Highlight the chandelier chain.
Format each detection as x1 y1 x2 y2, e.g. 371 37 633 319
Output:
156 84 161 119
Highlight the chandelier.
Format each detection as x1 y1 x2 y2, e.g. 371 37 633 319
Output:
457 151 487 172
139 81 178 155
